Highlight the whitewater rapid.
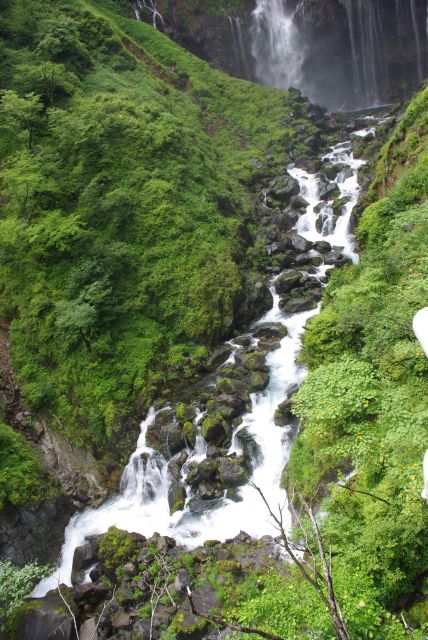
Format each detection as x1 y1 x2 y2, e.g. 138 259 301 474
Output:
35 137 365 596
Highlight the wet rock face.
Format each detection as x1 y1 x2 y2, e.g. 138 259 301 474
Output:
0 494 74 567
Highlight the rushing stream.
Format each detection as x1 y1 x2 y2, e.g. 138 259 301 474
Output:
35 128 371 596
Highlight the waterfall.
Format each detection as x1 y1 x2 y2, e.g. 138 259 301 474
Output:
340 0 426 107
410 0 425 82
228 16 251 79
133 0 164 29
250 0 306 92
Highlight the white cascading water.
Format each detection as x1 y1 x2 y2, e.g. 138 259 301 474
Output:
133 0 164 29
341 0 426 107
35 131 368 596
228 16 251 79
250 0 306 93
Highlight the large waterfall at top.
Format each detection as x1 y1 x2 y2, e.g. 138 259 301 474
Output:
249 0 427 110
250 0 306 94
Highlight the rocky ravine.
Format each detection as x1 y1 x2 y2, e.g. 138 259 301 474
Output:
7 103 395 639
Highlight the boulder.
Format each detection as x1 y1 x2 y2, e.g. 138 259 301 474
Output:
218 456 248 488
271 211 298 231
205 346 233 372
279 296 318 314
313 240 332 254
216 378 249 403
332 196 350 216
290 233 313 253
253 323 287 340
71 542 98 585
168 451 188 481
319 182 340 201
234 351 268 372
183 422 197 448
295 155 322 173
275 270 307 295
187 497 222 515
234 279 273 326
234 428 262 467
146 417 185 459
247 370 270 392
175 569 191 593
13 593 78 640
187 458 219 487
112 609 133 631
79 618 97 640
290 194 310 211
268 173 300 204
322 162 347 180
73 582 111 605
175 403 197 425
201 413 231 445
168 481 186 515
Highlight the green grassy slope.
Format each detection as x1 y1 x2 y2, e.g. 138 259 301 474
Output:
0 0 314 454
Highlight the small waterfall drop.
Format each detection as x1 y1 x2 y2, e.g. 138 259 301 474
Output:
133 0 164 29
228 16 251 79
250 0 306 92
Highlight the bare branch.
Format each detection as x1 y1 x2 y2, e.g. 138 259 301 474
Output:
56 582 80 640
336 483 391 506
90 586 116 640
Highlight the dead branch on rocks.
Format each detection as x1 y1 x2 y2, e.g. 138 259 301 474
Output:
251 483 351 640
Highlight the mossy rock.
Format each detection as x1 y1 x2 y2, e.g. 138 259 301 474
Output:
173 611 209 640
216 378 249 402
98 527 145 572
176 403 196 425
168 481 186 515
183 421 197 447
216 560 242 575
201 413 230 444
8 592 78 640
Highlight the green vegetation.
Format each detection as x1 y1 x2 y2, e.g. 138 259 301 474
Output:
0 0 312 453
0 422 53 509
98 526 141 571
280 88 428 634
0 560 50 632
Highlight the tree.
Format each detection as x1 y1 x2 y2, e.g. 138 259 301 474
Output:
0 90 43 149
55 299 96 351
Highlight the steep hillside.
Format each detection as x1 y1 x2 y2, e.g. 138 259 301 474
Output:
0 0 318 458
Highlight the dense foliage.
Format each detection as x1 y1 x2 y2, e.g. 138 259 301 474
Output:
0 560 50 632
0 0 306 452
0 422 53 509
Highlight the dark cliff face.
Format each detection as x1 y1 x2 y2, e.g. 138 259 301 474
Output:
133 0 428 110
156 0 256 80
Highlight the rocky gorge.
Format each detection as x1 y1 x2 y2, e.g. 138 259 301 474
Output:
17 105 394 638
0 0 427 638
